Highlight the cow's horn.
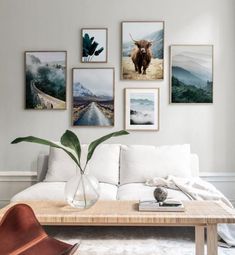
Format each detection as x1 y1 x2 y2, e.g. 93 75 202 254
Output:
129 33 138 43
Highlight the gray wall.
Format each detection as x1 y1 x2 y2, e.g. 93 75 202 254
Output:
0 0 235 173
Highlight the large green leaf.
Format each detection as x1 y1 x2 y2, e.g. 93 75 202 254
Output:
60 130 81 162
83 33 91 48
94 47 104 56
11 136 80 167
86 130 129 164
88 41 98 56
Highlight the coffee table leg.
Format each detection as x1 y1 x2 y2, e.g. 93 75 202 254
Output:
207 224 218 255
195 225 205 255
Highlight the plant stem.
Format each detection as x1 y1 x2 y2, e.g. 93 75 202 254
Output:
83 162 88 173
80 166 84 174
90 54 95 61
81 174 87 208
72 172 82 203
76 162 84 174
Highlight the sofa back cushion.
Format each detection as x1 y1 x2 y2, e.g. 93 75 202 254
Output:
44 144 120 185
120 144 191 185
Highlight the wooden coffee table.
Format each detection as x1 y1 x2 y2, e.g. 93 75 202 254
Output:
1 200 235 255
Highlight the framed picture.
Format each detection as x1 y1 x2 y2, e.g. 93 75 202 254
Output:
121 21 164 81
81 28 108 63
125 88 160 131
72 68 114 126
25 51 67 110
170 45 213 103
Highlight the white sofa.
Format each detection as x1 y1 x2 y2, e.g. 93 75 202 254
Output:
11 144 199 202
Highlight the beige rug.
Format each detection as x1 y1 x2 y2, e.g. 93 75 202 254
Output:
46 226 235 255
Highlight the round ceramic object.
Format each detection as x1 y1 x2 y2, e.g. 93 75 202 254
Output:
153 187 168 202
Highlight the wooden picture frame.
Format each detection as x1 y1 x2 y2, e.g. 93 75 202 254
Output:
125 88 160 131
72 68 114 127
170 45 214 104
25 51 67 110
121 21 164 81
81 28 108 63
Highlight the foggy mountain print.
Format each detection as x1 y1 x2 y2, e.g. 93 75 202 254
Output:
25 52 66 109
130 94 154 125
171 46 213 103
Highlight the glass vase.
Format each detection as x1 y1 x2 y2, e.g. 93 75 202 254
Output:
65 171 100 210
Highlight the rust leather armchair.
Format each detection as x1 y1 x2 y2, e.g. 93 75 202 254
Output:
0 204 79 255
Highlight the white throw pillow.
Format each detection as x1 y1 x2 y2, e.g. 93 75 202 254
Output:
120 144 191 185
45 144 120 185
82 144 120 185
45 146 77 182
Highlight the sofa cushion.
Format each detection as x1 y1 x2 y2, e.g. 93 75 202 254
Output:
45 147 77 182
117 183 190 201
120 144 191 185
83 144 121 185
11 182 118 202
45 144 120 185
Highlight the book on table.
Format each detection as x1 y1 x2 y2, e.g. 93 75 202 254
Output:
139 200 185 212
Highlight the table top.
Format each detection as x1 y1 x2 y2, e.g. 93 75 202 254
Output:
1 200 235 226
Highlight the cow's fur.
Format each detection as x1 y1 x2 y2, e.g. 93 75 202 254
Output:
131 40 152 75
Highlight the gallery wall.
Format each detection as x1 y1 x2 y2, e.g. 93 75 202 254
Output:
0 0 235 173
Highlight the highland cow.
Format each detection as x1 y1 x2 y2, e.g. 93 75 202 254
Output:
130 34 153 75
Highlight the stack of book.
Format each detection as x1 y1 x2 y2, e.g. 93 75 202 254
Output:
139 200 185 212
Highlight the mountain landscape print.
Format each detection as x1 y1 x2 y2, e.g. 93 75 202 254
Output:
170 45 213 103
125 88 159 130
130 93 154 125
122 21 164 80
25 51 66 109
73 68 114 126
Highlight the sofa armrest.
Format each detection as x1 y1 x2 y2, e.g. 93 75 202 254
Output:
37 154 49 182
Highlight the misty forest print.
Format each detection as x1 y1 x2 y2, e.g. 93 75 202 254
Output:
73 68 114 126
170 45 213 103
122 21 164 81
125 89 159 131
25 51 66 109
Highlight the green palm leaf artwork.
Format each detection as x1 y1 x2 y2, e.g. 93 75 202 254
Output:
82 29 106 62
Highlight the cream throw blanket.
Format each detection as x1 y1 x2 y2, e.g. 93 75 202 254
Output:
146 175 235 247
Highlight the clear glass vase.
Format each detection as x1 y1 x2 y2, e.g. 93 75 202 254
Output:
65 171 100 210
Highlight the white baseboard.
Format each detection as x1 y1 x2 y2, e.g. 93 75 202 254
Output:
200 172 235 182
0 171 37 182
